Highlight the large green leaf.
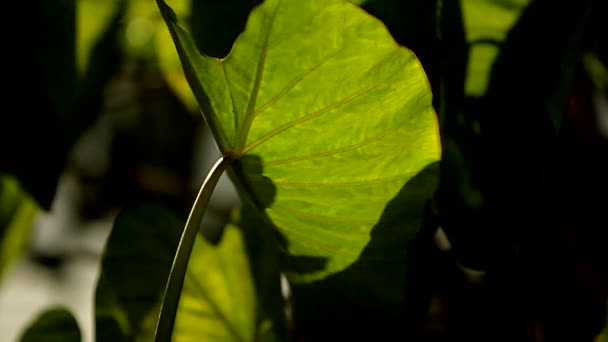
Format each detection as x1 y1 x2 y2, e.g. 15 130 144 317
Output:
158 0 440 281
19 308 81 342
173 225 271 342
96 203 277 341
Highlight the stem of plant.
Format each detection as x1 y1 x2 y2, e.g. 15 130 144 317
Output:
154 156 230 342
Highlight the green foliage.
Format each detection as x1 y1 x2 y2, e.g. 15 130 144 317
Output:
4 0 607 340
461 0 531 96
1 0 125 209
0 176 38 280
156 0 440 338
95 203 184 341
94 201 277 342
173 226 261 342
157 0 439 279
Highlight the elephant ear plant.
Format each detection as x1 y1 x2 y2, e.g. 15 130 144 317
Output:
23 0 440 340
154 0 440 339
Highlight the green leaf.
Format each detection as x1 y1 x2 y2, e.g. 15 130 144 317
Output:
95 203 184 341
19 307 81 342
461 0 531 96
156 0 257 111
584 52 608 97
156 24 199 112
77 0 123 73
173 225 262 342
96 201 278 342
0 175 38 280
158 0 440 281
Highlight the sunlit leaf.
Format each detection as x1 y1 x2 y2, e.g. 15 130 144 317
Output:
19 308 81 342
461 0 531 96
158 0 440 284
173 225 265 342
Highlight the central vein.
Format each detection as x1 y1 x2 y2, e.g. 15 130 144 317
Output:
233 1 281 154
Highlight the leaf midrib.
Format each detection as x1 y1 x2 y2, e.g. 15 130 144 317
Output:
233 0 281 154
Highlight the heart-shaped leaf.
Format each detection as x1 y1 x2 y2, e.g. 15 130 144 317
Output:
158 0 440 281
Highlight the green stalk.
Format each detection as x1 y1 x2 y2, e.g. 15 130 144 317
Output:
155 156 230 342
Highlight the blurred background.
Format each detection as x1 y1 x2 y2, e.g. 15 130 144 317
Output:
0 0 247 340
1 0 607 341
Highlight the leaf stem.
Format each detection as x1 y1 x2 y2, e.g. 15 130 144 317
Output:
154 156 230 342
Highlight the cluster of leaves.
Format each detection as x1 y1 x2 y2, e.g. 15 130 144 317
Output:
3 0 608 341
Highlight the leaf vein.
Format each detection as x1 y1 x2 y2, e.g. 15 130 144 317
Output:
273 174 406 188
234 1 281 153
252 50 339 118
243 73 394 153
263 127 397 166
271 204 376 224
276 226 356 257
221 63 240 139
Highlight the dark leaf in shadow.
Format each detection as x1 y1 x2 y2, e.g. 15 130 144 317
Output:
0 0 124 208
20 307 81 342
95 202 184 341
289 162 439 340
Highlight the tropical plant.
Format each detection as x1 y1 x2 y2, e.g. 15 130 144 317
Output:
4 0 608 341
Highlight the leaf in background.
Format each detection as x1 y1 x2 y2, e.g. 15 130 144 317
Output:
156 25 199 112
0 175 38 280
94 203 184 341
584 52 608 98
599 326 608 342
461 0 531 96
76 0 123 73
118 0 196 111
96 202 278 341
70 0 125 146
1 1 77 208
2 0 124 208
173 225 267 342
158 0 440 282
19 307 81 342
449 0 595 271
